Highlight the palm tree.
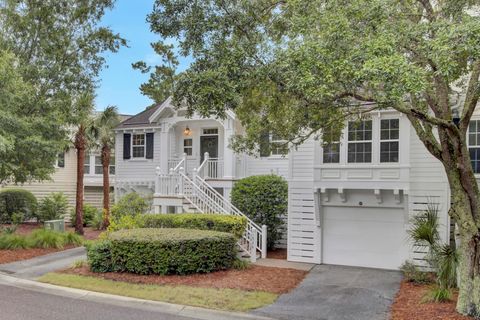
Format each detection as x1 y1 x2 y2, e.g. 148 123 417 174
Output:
72 93 95 235
93 106 120 229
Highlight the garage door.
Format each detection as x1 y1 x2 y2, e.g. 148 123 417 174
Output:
322 206 406 270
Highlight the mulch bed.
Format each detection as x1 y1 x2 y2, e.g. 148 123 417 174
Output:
66 227 102 240
268 248 287 260
62 264 307 294
391 281 473 320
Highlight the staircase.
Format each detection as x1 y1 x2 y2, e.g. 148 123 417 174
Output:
154 156 267 262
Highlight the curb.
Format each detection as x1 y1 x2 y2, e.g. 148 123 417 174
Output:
0 272 275 320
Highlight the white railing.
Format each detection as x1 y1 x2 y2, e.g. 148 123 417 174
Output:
154 161 267 261
197 152 224 179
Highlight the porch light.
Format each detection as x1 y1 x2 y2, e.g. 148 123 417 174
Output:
184 126 192 136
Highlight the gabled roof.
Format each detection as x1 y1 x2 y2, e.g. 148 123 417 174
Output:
116 103 162 129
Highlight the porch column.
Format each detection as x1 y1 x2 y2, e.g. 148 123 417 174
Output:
223 118 235 179
159 122 170 174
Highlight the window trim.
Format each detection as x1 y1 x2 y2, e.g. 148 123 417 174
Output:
347 120 373 163
55 152 65 168
183 138 193 156
131 133 146 159
468 120 480 174
379 118 400 163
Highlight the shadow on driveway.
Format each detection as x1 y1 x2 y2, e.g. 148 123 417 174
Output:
252 264 402 320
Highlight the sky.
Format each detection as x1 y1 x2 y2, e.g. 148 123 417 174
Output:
95 0 190 116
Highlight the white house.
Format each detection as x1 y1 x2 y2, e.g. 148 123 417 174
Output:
114 98 466 269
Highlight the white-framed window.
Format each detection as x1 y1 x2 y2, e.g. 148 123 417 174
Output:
93 155 115 175
380 119 399 163
270 134 288 156
84 155 91 174
322 129 340 163
202 128 218 135
184 138 193 156
56 153 65 168
468 120 480 173
132 134 145 158
347 120 372 163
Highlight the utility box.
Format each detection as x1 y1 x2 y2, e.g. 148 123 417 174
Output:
44 219 65 232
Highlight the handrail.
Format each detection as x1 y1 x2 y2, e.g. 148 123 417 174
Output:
173 158 185 172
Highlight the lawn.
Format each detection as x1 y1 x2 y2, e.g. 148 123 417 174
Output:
39 273 278 312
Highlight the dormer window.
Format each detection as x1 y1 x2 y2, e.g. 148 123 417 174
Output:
347 120 372 163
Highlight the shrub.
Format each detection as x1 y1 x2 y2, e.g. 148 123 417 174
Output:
86 240 113 273
0 234 30 249
111 193 150 223
400 261 431 284
435 244 459 289
88 228 237 275
232 258 251 270
29 229 66 249
106 215 142 233
70 204 101 227
37 192 69 222
91 209 104 230
422 286 452 303
0 189 37 223
141 214 247 238
231 175 287 249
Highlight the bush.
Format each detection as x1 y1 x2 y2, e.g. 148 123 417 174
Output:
86 240 113 273
231 174 287 249
71 204 101 227
422 286 452 303
0 189 37 223
0 234 30 249
87 228 237 275
141 214 247 238
0 229 83 250
111 193 150 223
400 261 431 284
106 215 143 233
37 192 69 222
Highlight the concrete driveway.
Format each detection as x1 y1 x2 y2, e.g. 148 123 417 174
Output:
252 264 402 320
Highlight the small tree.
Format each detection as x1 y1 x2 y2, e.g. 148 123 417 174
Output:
92 106 120 229
231 175 288 249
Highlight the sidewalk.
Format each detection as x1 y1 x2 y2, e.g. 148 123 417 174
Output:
0 247 86 279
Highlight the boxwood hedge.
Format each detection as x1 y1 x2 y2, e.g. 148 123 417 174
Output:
141 214 247 238
87 228 237 275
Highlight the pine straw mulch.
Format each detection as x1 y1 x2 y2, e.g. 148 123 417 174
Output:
267 248 287 260
61 264 307 294
391 281 473 320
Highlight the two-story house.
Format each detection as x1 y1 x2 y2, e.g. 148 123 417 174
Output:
114 98 461 269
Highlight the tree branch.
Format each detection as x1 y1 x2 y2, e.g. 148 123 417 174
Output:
460 61 480 132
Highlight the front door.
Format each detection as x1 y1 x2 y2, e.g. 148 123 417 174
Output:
200 135 219 163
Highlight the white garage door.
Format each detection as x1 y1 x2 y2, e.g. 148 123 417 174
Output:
322 206 406 270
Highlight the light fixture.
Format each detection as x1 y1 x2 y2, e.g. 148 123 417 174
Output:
183 126 191 136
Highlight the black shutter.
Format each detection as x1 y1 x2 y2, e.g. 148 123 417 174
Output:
123 133 131 159
146 132 154 159
259 132 271 157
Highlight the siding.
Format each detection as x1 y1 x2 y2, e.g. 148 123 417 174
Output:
0 149 78 208
287 139 320 263
244 156 289 179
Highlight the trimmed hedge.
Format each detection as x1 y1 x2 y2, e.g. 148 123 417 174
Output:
231 174 288 249
141 214 247 238
87 228 237 275
0 189 37 223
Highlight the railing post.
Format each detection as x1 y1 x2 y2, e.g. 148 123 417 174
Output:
182 152 187 173
155 166 161 194
250 229 257 263
204 152 209 177
261 225 267 259
179 167 184 196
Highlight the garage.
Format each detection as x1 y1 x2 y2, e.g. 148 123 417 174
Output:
320 190 408 270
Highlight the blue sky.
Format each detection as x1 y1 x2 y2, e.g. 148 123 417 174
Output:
95 0 190 115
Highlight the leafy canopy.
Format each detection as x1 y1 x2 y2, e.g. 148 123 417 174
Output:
144 0 480 154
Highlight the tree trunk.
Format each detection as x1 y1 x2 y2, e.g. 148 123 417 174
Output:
74 128 85 235
456 231 480 317
101 145 110 229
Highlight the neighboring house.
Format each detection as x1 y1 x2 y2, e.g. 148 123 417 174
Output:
0 114 130 210
114 98 462 269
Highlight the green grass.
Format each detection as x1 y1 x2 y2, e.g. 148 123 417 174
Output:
39 273 278 312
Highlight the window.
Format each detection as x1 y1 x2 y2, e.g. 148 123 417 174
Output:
132 134 145 158
380 119 399 162
270 134 288 156
56 153 65 168
202 128 218 135
84 155 91 174
347 120 372 163
110 156 115 175
468 120 480 173
184 138 193 156
322 129 340 163
95 156 103 174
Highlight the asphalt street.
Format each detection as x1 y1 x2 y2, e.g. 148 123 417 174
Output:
0 284 195 320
